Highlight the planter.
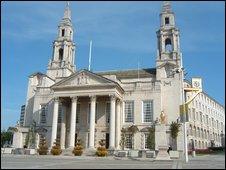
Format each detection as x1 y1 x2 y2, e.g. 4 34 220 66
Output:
25 149 36 155
117 150 127 157
13 148 25 154
192 151 196 157
2 148 14 154
128 150 139 157
169 151 179 159
146 150 156 158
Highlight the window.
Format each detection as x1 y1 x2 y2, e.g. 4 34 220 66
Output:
124 101 134 123
142 100 153 123
95 103 98 123
76 104 80 123
58 103 63 123
62 29 65 37
40 104 48 124
87 103 91 124
200 112 202 123
125 133 133 149
59 48 63 60
192 108 196 120
106 102 110 123
165 38 172 52
20 105 26 126
144 133 149 149
165 17 170 25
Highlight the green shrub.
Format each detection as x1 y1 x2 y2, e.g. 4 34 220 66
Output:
147 126 155 150
50 139 62 155
96 139 107 157
38 137 48 155
72 139 83 156
170 121 180 139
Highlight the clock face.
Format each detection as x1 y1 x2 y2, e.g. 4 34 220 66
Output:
193 81 200 88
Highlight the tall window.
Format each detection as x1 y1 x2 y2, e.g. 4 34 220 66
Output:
59 48 63 60
95 103 98 123
58 104 62 123
165 38 172 52
142 100 153 123
192 108 196 120
40 104 48 124
144 133 149 149
76 104 80 123
62 29 65 37
106 102 110 123
125 133 133 149
20 105 26 126
200 112 202 123
124 101 134 123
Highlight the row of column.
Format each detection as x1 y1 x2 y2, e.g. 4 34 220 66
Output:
50 95 121 149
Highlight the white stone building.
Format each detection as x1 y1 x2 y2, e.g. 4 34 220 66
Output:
13 2 225 151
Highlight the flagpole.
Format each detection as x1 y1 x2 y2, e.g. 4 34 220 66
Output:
88 40 92 71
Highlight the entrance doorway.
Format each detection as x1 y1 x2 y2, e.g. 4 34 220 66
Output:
105 133 109 149
75 133 77 146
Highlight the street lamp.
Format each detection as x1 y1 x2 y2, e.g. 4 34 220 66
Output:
181 81 202 163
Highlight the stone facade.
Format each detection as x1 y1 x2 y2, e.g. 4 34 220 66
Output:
13 2 225 152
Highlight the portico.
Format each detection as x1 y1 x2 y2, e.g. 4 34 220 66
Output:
50 70 124 149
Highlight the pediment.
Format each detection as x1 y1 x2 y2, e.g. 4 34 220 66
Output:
52 69 117 88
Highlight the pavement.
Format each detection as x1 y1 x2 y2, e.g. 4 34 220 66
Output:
1 154 225 169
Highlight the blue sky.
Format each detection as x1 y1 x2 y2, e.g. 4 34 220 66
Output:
1 1 225 130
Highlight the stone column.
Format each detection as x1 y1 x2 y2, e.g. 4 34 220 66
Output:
115 99 121 149
89 96 96 149
60 105 66 149
36 133 40 149
51 97 59 147
109 95 116 149
69 96 77 148
63 43 67 60
54 43 58 61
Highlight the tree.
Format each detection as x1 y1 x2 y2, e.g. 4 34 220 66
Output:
170 121 181 150
127 125 139 149
119 128 127 150
72 139 83 156
96 139 108 157
38 137 48 155
147 126 155 150
1 129 13 147
50 139 62 155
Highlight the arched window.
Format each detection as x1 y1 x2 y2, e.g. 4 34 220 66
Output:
59 48 63 61
165 38 172 52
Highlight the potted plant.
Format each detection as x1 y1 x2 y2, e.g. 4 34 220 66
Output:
50 139 62 155
38 137 48 155
72 139 83 156
96 139 108 157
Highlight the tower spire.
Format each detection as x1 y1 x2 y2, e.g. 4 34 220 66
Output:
162 1 172 13
63 1 71 20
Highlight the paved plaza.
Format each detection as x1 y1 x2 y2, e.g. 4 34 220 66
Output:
1 154 225 169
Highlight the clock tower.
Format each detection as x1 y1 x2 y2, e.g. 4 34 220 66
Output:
46 2 76 82
156 1 183 80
